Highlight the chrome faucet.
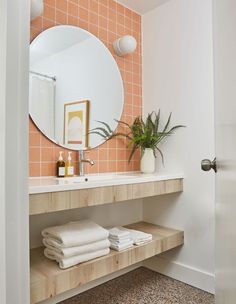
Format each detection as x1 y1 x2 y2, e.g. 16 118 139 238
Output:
78 150 95 176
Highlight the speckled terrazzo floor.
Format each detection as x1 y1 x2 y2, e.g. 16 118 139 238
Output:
60 267 214 304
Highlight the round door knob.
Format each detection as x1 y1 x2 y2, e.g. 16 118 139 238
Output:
201 158 217 172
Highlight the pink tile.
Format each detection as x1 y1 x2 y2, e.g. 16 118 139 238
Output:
79 0 89 9
44 0 56 7
44 4 55 20
56 10 67 24
43 17 56 29
99 161 108 172
29 163 41 177
29 133 40 147
56 0 67 12
41 163 56 176
68 2 78 17
68 15 78 26
41 147 54 162
29 0 142 176
79 7 89 21
40 135 53 148
90 0 99 14
29 147 40 162
31 16 42 29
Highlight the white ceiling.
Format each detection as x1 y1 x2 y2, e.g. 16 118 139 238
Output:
116 0 171 14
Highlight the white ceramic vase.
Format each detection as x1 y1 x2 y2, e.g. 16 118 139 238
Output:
140 148 155 174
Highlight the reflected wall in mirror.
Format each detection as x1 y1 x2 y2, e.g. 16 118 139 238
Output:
29 25 124 150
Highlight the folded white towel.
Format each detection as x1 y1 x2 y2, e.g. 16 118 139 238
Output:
43 238 110 258
42 220 109 248
126 229 152 245
132 237 152 246
44 248 110 269
109 237 132 245
108 227 130 240
108 226 152 246
110 240 134 251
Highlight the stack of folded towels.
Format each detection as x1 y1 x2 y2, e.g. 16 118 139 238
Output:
108 227 134 251
42 219 110 269
108 226 152 251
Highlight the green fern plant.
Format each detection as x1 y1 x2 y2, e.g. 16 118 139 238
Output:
89 111 185 163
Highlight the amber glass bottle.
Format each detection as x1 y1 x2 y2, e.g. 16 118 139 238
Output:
57 151 65 178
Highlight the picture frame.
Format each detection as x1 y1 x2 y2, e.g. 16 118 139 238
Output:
64 100 90 149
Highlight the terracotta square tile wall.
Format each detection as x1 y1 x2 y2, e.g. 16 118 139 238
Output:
29 0 142 177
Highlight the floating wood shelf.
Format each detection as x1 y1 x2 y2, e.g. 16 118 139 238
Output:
30 222 184 304
29 178 183 215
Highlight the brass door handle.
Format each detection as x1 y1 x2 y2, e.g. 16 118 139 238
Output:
201 158 217 173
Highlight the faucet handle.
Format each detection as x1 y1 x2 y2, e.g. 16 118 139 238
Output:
89 159 95 166
78 150 84 159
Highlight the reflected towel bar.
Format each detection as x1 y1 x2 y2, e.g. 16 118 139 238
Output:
30 70 56 81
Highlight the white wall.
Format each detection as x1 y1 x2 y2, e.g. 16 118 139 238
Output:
142 0 215 293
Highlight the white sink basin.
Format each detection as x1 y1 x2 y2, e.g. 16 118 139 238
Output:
29 173 184 194
56 174 135 184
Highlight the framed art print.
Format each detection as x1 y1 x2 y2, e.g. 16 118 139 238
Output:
64 100 90 149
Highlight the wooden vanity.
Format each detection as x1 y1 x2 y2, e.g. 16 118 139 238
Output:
29 173 184 304
29 175 183 215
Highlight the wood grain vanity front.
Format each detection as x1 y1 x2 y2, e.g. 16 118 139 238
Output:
30 222 184 304
29 178 183 215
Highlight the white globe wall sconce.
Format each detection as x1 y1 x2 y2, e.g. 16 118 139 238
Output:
31 0 44 21
113 35 137 57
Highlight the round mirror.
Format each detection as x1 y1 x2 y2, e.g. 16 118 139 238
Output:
29 25 124 150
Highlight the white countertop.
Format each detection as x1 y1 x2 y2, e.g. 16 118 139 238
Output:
29 172 184 194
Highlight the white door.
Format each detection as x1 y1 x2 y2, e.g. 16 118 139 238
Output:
212 0 236 302
0 1 30 303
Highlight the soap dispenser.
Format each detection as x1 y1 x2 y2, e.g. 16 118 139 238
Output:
66 152 74 177
57 151 65 178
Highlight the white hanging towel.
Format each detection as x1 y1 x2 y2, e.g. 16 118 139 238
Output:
43 238 110 258
44 248 110 269
42 220 109 248
29 74 55 139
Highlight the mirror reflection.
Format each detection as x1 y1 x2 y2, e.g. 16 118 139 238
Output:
29 25 124 150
